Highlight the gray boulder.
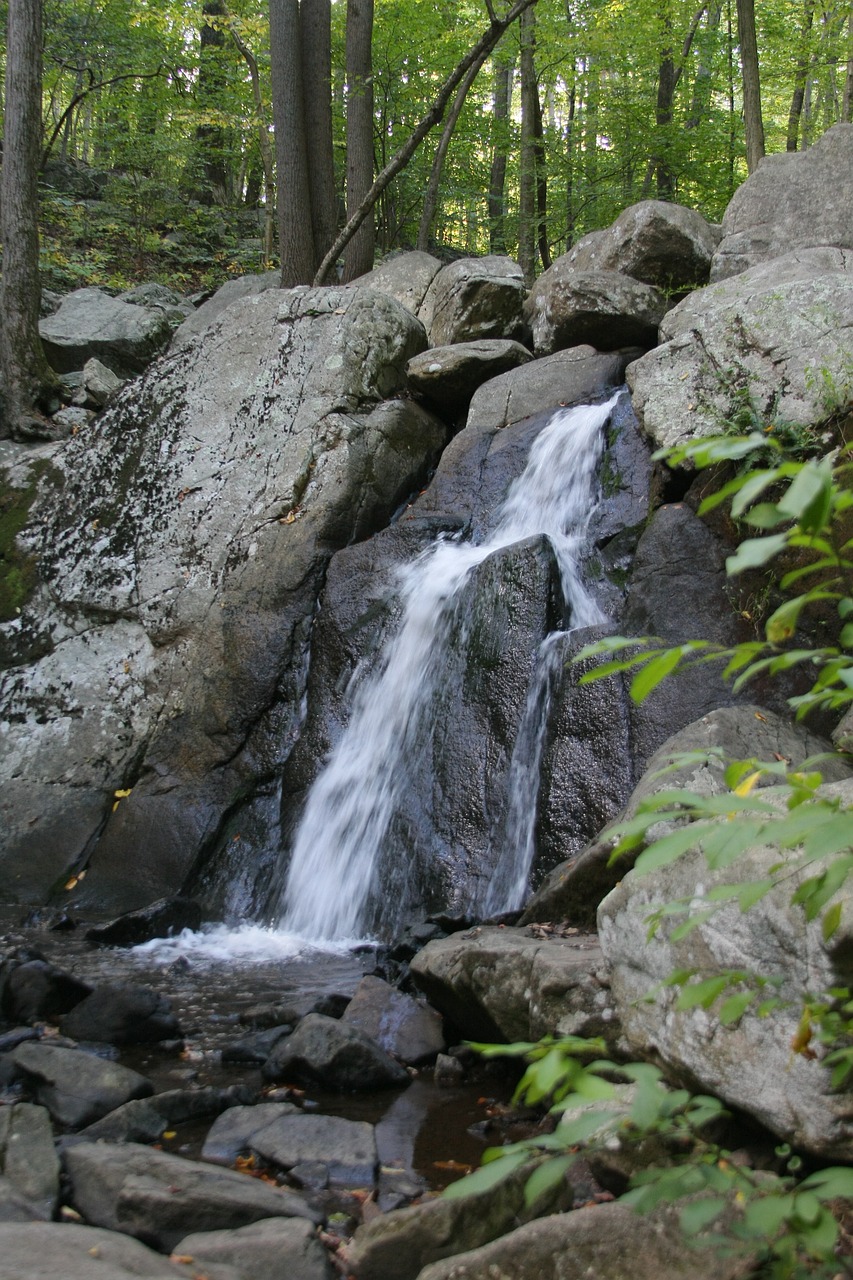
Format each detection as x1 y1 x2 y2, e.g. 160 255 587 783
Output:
261 1013 409 1091
174 1218 334 1280
599 775 853 1159
563 199 720 290
169 271 280 350
0 1222 191 1279
2 286 441 913
628 246 853 450
2 956 91 1022
525 268 667 354
62 1141 319 1252
38 287 172 376
712 121 853 280
342 976 445 1065
465 346 629 432
82 357 125 407
406 339 532 413
410 926 615 1044
249 1112 378 1188
0 1104 60 1222
418 256 526 346
60 983 180 1045
201 1102 302 1166
7 1041 154 1129
351 251 442 316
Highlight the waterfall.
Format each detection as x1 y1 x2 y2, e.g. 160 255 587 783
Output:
275 393 619 943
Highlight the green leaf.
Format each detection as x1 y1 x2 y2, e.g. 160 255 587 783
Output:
823 900 843 941
632 824 704 874
801 1166 853 1199
675 975 730 1010
629 648 687 703
441 1149 528 1200
726 532 790 575
719 991 753 1025
523 1155 576 1208
679 1197 727 1235
555 1108 619 1146
742 1193 794 1236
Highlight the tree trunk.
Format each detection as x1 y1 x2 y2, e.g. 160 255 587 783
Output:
736 0 765 172
270 0 316 285
226 7 277 268
518 3 537 282
687 2 723 129
301 0 338 270
533 84 550 270
488 50 514 254
786 0 815 151
343 0 375 282
195 0 230 204
0 0 61 438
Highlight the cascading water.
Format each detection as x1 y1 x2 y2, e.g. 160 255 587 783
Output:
275 393 620 943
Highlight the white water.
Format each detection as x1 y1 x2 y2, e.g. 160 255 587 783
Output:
275 394 618 944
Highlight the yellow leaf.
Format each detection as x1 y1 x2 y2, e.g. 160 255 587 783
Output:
734 771 762 798
114 788 132 799
163 1130 177 1139
64 876 78 891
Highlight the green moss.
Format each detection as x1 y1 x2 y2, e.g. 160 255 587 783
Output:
0 461 59 622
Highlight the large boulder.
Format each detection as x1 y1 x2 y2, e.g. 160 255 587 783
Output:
169 271 281 350
525 268 666 355
418 257 527 346
406 340 533 414
38 287 173 377
628 246 853 450
351 251 442 317
563 199 721 290
174 1218 334 1280
342 976 445 1065
0 1222 192 1279
712 121 853 280
598 775 853 1160
1 286 442 913
465 347 630 433
261 1013 409 1091
7 1042 154 1129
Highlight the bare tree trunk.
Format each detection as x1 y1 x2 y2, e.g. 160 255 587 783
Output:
226 8 277 267
270 0 316 284
488 50 514 254
787 0 815 151
302 0 338 270
416 43 493 252
654 9 677 198
1 0 62 438
518 4 537 282
533 84 550 269
687 1 723 129
195 0 230 204
736 0 765 172
343 0 375 281
564 83 576 250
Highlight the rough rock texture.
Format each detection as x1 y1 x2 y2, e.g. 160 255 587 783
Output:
0 1104 60 1222
261 1013 409 1091
62 1142 319 1251
352 252 442 317
59 983 181 1045
2 957 91 1022
465 347 630 432
712 122 853 280
7 1041 154 1129
413 1202 747 1280
628 246 853 450
341 975 445 1065
174 1218 334 1280
523 705 851 928
344 1158 572 1280
599 775 853 1159
406 340 533 413
82 357 125 407
169 271 280 350
38 287 173 376
409 926 615 1044
0 1222 191 1279
563 199 720 289
525 268 666 355
418 257 526 347
2 286 443 913
248 1112 378 1188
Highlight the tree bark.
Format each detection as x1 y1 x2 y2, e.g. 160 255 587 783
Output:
270 0 316 285
1 0 62 438
844 5 853 122
301 0 338 270
736 0 765 172
786 0 815 151
488 50 515 254
343 0 375 281
195 0 230 204
518 3 537 282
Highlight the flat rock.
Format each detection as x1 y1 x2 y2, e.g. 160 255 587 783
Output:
0 1104 59 1221
525 268 666 354
409 926 614 1044
249 1112 378 1188
406 340 532 412
0 1221 190 1279
39 287 172 376
342 975 445 1065
418 256 526 347
174 1217 334 1280
262 1013 409 1091
62 1141 319 1252
201 1102 301 1166
8 1041 154 1129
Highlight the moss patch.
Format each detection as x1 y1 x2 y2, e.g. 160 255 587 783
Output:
0 461 59 622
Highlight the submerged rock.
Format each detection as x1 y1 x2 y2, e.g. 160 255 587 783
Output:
7 1042 154 1129
261 1013 409 1091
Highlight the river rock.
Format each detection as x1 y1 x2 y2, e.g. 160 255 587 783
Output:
712 121 853 280
599 775 853 1159
413 1201 747 1280
0 1104 60 1222
169 270 280 350
343 1158 572 1280
0 1222 191 1279
62 1141 319 1251
341 976 445 1065
627 246 853 450
465 346 629 433
7 1041 154 1129
201 1102 301 1166
525 268 666 355
60 983 181 1045
85 897 204 946
410 926 614 1044
406 339 533 413
81 357 126 407
249 1112 378 1188
76 1085 254 1146
173 1218 334 1280
261 1013 409 1090
3 285 442 914
1 956 91 1022
38 287 173 376
418 256 526 346
353 251 442 317
562 199 720 290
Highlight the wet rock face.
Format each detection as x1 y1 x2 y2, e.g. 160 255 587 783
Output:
1 286 444 913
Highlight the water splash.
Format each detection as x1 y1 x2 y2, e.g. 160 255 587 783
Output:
276 394 619 942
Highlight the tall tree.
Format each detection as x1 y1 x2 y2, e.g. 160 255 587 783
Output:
736 0 764 171
343 0 375 281
787 1 816 151
488 48 515 253
518 3 538 281
269 0 316 284
301 0 338 269
1 0 61 439
195 0 231 203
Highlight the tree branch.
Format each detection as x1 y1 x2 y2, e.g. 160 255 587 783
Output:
41 68 170 169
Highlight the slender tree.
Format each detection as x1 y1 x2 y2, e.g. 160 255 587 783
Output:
343 0 375 281
518 3 538 281
1 0 62 439
269 0 316 284
736 0 765 171
488 49 515 253
301 0 338 270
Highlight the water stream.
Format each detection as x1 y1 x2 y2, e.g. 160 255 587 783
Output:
275 394 619 944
